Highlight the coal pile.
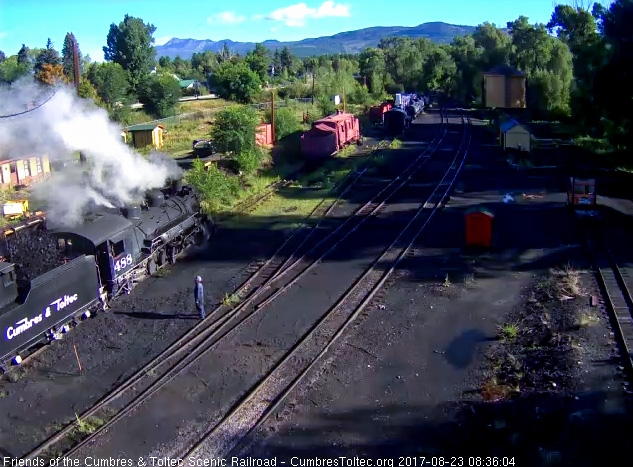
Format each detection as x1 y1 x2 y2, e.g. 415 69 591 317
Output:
4 228 65 284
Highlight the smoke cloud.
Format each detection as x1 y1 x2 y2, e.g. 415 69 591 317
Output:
0 80 182 226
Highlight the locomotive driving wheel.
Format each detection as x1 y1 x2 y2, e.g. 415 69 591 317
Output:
156 249 165 266
147 259 157 275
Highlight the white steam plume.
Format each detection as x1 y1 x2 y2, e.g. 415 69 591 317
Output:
0 80 182 226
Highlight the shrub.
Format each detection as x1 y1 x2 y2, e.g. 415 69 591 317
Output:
212 105 260 154
234 148 264 174
185 159 240 212
265 107 301 140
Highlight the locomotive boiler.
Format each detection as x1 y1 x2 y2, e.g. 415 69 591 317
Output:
0 180 213 368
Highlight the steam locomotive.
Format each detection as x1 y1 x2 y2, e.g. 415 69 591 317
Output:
384 93 427 135
0 180 213 369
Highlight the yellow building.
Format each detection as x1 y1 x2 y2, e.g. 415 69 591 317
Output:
126 124 165 149
483 66 526 109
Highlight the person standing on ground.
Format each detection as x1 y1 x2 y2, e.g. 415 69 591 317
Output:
194 276 205 319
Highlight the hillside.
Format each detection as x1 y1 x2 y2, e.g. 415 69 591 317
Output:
155 22 475 59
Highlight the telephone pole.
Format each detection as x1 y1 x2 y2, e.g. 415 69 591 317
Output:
271 91 275 143
73 36 80 95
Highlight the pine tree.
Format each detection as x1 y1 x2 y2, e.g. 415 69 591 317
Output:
17 44 29 65
62 32 81 79
35 38 61 75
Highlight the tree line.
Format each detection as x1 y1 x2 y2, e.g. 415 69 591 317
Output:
0 1 631 149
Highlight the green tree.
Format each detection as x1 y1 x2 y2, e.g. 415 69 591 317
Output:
359 48 387 97
34 38 60 76
245 43 270 82
548 4 604 130
593 0 633 148
87 62 130 106
191 51 217 76
472 22 513 70
17 44 29 66
211 105 260 154
280 46 294 76
172 55 192 78
450 35 484 102
423 46 457 93
0 55 29 84
78 78 98 100
61 32 81 79
137 73 181 118
184 158 240 212
219 43 231 63
212 60 262 103
103 15 156 93
158 56 173 70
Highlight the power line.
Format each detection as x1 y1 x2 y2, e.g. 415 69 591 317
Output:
0 88 59 119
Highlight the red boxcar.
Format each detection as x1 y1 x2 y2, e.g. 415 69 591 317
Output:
369 102 392 126
300 111 361 159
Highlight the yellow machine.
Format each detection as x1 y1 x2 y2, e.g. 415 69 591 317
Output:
2 200 30 219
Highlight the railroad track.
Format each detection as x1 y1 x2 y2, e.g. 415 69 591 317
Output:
183 114 472 459
31 112 449 460
581 219 633 378
217 138 393 223
51 112 452 461
20 134 399 460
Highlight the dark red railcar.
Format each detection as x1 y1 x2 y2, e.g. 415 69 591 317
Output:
300 111 361 159
369 102 392 126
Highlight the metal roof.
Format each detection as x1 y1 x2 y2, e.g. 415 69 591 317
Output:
126 123 165 132
485 65 526 76
50 212 133 246
179 79 198 88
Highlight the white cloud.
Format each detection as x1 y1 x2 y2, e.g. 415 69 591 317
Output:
207 11 245 24
265 1 350 27
314 1 350 18
154 36 172 46
0 32 8 39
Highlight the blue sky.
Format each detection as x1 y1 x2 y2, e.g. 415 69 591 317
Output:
0 0 608 61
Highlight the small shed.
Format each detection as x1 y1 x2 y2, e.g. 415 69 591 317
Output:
256 123 273 147
0 156 51 188
500 120 531 152
127 124 165 149
465 206 494 248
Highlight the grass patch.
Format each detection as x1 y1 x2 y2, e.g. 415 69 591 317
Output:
577 310 599 327
499 323 519 341
337 144 358 158
0 388 7 398
389 138 403 150
442 274 451 288
70 413 106 440
221 292 241 307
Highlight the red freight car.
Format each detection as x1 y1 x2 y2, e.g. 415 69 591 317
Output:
300 111 361 159
369 102 392 126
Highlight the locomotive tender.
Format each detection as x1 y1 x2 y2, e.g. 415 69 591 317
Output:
0 180 213 368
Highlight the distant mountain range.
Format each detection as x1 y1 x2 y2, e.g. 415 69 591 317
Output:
155 22 476 59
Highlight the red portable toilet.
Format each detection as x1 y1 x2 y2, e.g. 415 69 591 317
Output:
465 207 494 248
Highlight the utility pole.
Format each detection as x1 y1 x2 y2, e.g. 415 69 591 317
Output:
311 70 315 106
342 87 346 113
271 91 275 143
73 36 80 95
363 76 367 88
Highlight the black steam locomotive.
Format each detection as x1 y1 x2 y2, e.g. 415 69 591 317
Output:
0 180 213 368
